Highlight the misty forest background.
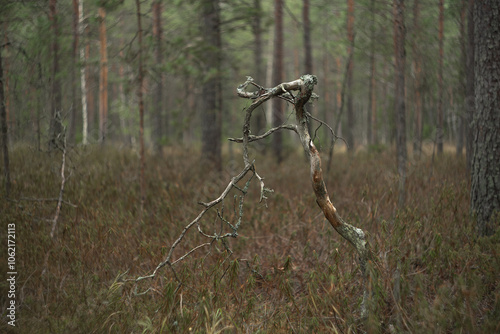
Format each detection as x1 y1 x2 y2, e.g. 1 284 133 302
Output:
1 0 499 333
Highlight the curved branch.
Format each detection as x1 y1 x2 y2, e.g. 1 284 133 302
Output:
290 74 369 318
228 124 297 143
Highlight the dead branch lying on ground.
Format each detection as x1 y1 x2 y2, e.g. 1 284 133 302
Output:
128 74 370 318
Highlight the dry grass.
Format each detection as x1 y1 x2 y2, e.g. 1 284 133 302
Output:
1 143 499 333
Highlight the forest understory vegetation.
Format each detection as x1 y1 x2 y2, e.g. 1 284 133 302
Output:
1 143 499 333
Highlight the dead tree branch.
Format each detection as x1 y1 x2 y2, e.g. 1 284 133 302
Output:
50 133 68 239
129 75 370 318
237 74 369 317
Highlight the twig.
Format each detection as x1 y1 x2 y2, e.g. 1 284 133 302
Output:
50 135 67 239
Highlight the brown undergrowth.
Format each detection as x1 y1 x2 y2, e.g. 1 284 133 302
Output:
1 144 499 333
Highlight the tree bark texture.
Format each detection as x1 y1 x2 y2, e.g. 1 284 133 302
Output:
471 0 500 236
201 0 222 171
272 0 284 163
393 0 407 208
98 6 108 143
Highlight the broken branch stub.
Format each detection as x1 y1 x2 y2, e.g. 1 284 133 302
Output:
237 74 369 317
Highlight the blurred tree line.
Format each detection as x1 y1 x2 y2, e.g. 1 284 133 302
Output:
0 0 472 157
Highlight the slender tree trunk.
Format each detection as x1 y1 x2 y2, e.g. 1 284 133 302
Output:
0 51 10 197
69 0 79 144
153 0 163 151
49 0 63 150
136 0 146 216
3 26 11 142
437 0 444 154
456 1 467 157
346 0 355 151
303 0 314 135
471 0 500 236
98 6 108 143
465 0 474 171
272 0 284 163
252 0 265 135
303 0 312 75
201 0 222 171
79 0 88 145
367 0 376 146
394 0 407 208
412 0 423 158
85 24 94 140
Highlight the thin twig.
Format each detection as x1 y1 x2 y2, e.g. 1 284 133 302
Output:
50 135 67 239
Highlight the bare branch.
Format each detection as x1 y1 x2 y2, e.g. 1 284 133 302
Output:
228 124 297 143
128 74 371 320
50 134 68 239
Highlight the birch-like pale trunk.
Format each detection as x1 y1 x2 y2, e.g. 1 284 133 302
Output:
78 0 88 145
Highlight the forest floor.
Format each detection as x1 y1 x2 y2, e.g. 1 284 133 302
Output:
1 143 499 333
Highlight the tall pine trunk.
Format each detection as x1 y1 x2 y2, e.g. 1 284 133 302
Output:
272 0 284 163
471 0 500 236
252 0 265 135
346 0 355 151
201 0 222 171
437 0 444 154
79 0 88 145
367 0 376 146
68 0 79 144
49 0 63 150
0 51 10 197
152 0 164 151
98 6 108 143
412 0 423 158
465 0 474 171
394 0 407 208
136 0 146 216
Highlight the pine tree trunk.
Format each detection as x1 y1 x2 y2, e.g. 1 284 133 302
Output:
79 0 88 145
367 0 376 146
49 0 63 150
136 0 146 215
152 0 163 151
346 0 355 151
471 0 500 236
465 0 474 171
394 0 407 208
98 6 108 143
252 0 265 135
412 0 423 158
437 0 444 154
0 51 10 197
68 0 79 144
201 0 222 171
272 0 284 163
456 1 467 157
